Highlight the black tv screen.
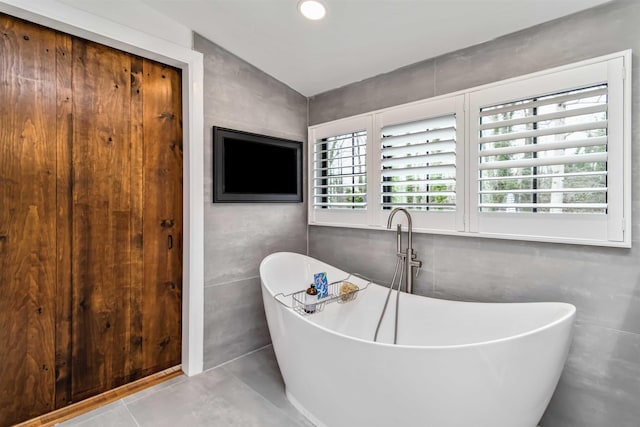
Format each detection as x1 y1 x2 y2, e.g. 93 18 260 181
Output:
213 127 303 202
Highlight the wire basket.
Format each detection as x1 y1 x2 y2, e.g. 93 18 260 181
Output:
274 274 371 316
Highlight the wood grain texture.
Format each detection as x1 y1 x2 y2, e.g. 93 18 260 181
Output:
54 31 73 410
141 59 183 376
0 14 58 427
70 38 133 402
1 13 183 424
128 55 145 381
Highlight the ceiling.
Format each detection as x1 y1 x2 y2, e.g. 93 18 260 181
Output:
144 0 610 96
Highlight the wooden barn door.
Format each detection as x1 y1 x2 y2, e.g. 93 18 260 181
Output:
137 59 183 380
67 36 137 403
0 13 183 426
67 41 183 402
0 15 60 423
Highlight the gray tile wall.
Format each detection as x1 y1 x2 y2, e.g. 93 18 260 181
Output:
193 34 308 369
308 2 640 426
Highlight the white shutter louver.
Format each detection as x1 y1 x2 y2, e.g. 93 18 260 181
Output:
478 84 608 214
380 114 457 211
313 130 367 209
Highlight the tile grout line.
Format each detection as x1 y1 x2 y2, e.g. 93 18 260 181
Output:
431 236 436 295
205 343 274 372
433 57 437 95
573 318 640 337
204 274 261 289
123 400 142 427
121 375 187 405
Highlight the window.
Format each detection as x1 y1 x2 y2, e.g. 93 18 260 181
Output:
308 51 631 247
476 85 608 214
313 130 367 210
469 55 629 245
308 116 373 226
380 115 457 212
374 96 465 231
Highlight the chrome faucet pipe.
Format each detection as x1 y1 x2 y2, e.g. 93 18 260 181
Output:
387 208 421 294
387 208 412 256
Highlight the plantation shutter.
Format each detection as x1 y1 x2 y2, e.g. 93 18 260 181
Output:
380 114 457 211
313 130 367 209
309 53 628 246
477 85 608 214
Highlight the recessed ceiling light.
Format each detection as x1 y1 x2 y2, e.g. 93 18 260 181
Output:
298 0 326 21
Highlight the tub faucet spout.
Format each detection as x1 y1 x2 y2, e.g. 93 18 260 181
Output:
387 208 422 294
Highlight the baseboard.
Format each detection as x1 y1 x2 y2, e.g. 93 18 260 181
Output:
15 365 182 427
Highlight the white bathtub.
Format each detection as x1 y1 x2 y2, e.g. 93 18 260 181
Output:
260 252 575 427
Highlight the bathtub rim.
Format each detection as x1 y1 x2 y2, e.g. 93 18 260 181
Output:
260 251 577 351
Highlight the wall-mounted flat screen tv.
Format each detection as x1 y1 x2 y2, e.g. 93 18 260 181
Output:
213 127 303 203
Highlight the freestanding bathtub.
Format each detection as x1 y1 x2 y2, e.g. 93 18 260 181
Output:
260 252 575 427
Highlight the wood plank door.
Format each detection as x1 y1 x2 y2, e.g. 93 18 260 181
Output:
0 13 183 425
0 15 60 425
69 37 135 402
135 59 183 380
68 40 183 402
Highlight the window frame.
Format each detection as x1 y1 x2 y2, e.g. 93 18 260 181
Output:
372 95 466 232
307 50 632 247
308 115 375 227
468 55 628 245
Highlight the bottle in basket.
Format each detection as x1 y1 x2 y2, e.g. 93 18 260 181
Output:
305 283 318 313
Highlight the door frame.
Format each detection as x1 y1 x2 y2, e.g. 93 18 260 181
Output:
0 0 205 376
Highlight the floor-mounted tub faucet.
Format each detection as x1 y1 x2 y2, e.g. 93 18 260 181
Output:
387 208 422 294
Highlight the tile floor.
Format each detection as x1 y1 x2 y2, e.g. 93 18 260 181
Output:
57 345 313 427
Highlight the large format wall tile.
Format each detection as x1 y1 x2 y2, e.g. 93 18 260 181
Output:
432 235 640 335
204 203 306 286
308 225 436 297
541 322 640 427
434 1 640 96
308 59 435 126
197 36 308 204
203 277 271 370
194 33 308 367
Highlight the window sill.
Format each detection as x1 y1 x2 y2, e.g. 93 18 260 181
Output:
308 221 631 248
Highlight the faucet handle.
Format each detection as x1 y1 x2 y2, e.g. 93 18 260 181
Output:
412 259 422 278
